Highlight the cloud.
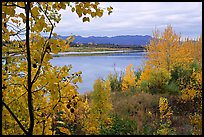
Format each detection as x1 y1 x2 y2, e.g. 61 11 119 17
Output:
53 2 202 39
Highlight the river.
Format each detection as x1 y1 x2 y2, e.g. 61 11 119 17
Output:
50 51 147 94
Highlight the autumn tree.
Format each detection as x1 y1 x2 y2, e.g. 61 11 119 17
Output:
137 25 202 94
138 25 202 134
145 25 182 72
121 64 136 91
2 2 113 135
83 79 112 135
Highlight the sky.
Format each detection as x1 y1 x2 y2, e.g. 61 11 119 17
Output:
53 2 202 39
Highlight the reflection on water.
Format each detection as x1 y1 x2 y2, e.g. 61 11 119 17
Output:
50 51 147 94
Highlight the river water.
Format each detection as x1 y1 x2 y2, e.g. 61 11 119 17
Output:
50 51 147 94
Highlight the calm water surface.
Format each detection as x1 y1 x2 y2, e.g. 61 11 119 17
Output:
50 51 146 94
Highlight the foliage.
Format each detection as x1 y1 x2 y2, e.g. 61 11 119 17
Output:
179 66 202 135
110 91 162 135
144 25 200 72
144 25 202 74
138 25 202 94
122 64 137 91
102 27 202 134
189 113 202 135
179 64 202 110
134 70 142 80
170 61 202 90
82 79 113 135
156 97 176 135
51 95 92 135
107 71 123 92
137 68 172 94
2 3 202 134
101 114 137 135
2 2 113 135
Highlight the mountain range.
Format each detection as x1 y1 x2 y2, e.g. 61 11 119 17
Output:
57 35 152 47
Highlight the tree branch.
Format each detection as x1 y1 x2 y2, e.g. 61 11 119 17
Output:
3 2 26 9
31 2 55 84
2 101 28 135
46 83 62 120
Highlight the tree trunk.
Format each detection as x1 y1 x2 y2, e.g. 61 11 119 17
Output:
25 2 34 135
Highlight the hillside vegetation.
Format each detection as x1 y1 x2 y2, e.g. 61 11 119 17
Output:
81 26 202 135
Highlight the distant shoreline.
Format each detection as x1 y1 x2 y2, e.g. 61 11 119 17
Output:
2 49 145 59
51 49 145 57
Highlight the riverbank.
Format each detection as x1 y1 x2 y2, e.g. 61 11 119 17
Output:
64 47 134 52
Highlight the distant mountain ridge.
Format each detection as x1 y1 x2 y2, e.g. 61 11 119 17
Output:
57 35 152 46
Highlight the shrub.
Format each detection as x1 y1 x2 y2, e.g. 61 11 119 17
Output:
138 68 172 94
134 70 142 80
101 114 137 135
164 81 180 95
189 113 202 135
122 64 137 91
156 97 176 135
107 72 123 92
170 61 202 90
83 78 113 135
110 91 162 134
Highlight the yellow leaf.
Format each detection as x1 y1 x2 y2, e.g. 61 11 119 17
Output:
72 78 78 84
58 127 71 135
6 7 15 16
87 9 91 14
82 17 90 22
91 12 96 18
48 2 53 5
97 11 103 17
17 2 25 7
60 2 66 10
19 13 26 23
31 6 39 17
71 7 75 12
108 11 112 15
83 11 87 15
79 76 82 83
78 12 82 18
53 33 57 38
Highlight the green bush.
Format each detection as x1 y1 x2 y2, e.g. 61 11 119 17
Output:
139 68 172 94
164 81 180 95
101 114 137 135
107 72 123 92
134 70 142 80
170 61 201 90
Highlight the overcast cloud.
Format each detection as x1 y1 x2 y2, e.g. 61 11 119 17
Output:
52 2 202 39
